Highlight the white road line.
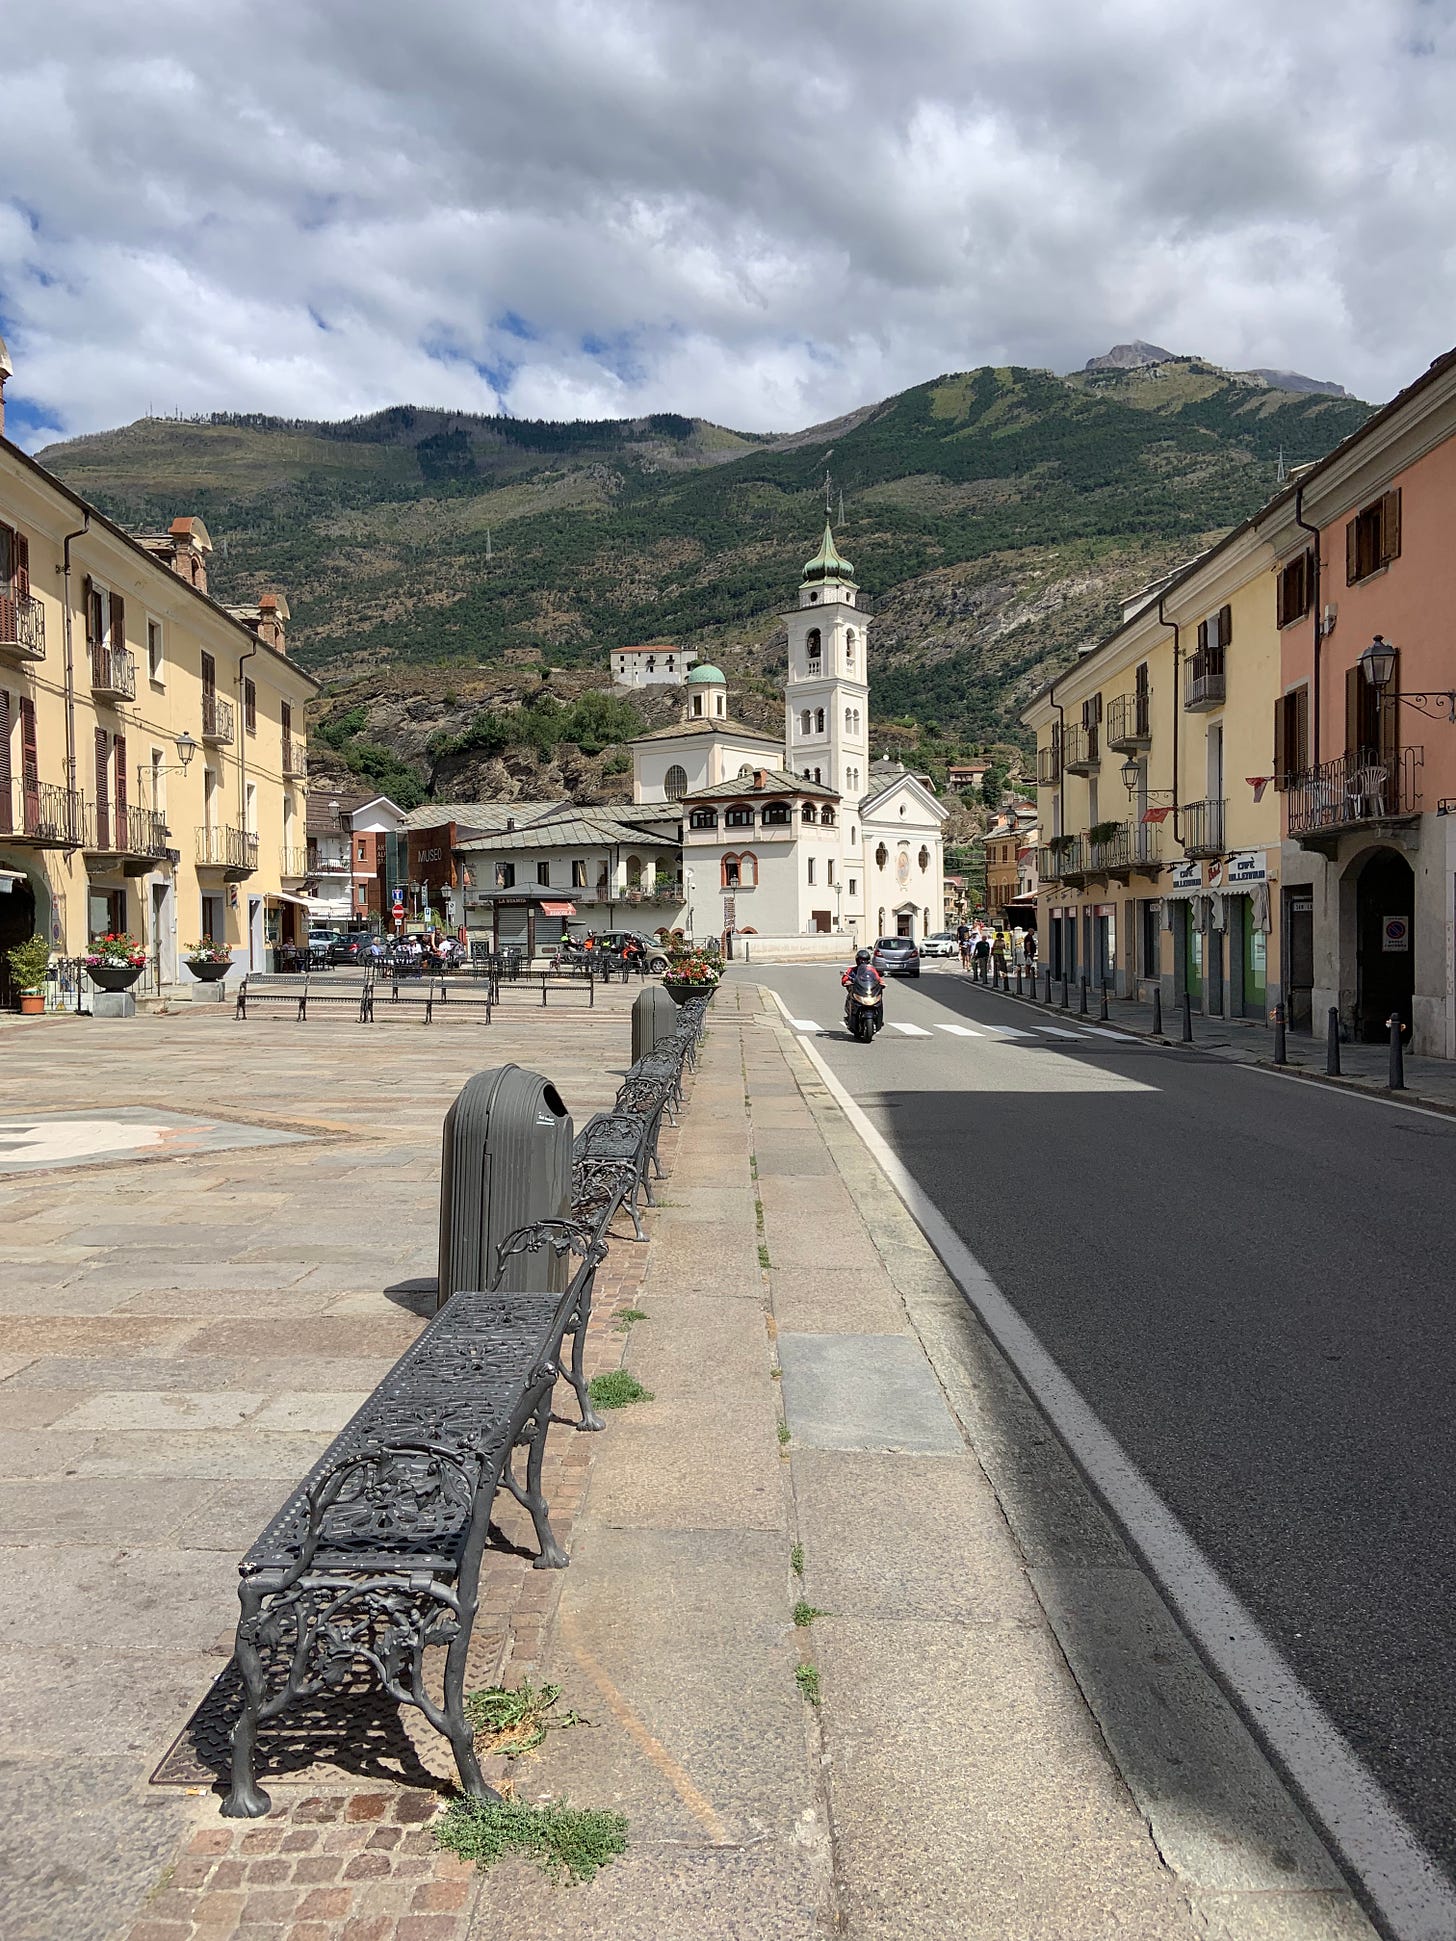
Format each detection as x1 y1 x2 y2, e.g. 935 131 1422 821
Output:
888 1020 933 1036
1081 1026 1135 1041
976 1022 1035 1040
1035 1025 1089 1039
766 981 1455 1941
938 1023 981 1037
790 1019 822 1033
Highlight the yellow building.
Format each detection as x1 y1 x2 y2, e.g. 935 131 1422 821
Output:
1023 511 1284 1023
0 344 318 998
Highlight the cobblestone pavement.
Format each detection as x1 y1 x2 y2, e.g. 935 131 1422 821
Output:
0 992 648 1941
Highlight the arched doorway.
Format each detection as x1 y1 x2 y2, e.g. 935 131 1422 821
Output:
1353 847 1414 1041
0 872 38 1008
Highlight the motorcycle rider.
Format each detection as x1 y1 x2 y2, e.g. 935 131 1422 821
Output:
842 947 885 1037
842 946 884 994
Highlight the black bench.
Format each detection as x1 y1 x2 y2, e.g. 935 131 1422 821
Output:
235 974 369 1022
489 966 597 1008
223 1249 603 1819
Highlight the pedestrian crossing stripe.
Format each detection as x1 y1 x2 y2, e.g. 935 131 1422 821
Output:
888 1021 933 1036
786 1017 1097 1043
790 1019 821 1032
939 1024 981 1037
1035 1026 1085 1039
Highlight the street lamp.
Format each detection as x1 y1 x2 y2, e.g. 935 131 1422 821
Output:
1358 633 1456 722
1119 756 1140 793
1358 635 1398 692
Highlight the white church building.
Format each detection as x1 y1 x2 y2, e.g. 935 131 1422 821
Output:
629 525 947 949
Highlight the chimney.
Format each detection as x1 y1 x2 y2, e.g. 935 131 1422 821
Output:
0 334 10 438
166 516 214 592
752 769 765 788
256 590 289 654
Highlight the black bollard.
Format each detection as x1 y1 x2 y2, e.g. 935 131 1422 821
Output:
1272 1001 1286 1064
1099 981 1109 1022
1388 1014 1406 1090
1180 990 1193 1042
1326 1006 1342 1077
1151 986 1163 1036
1060 973 1069 1010
1043 968 1052 1005
1079 976 1089 1017
1015 964 1023 997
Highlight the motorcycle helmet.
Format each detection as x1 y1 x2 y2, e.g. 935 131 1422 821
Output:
855 948 872 964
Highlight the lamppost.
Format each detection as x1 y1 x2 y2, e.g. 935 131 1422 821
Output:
136 729 198 809
1358 635 1456 723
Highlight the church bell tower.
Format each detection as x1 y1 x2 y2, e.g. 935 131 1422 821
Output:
783 523 869 802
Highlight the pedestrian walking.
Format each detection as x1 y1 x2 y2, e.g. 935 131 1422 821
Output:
974 932 992 983
991 929 1008 978
957 921 972 972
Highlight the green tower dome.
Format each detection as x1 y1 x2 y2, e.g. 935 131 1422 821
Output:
801 521 855 584
686 662 727 685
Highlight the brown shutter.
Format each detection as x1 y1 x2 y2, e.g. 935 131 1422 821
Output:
1381 489 1402 566
1346 519 1360 585
1275 566 1289 630
14 531 29 598
1380 648 1400 771
1218 604 1233 649
1295 684 1309 774
114 733 127 828
1273 696 1289 789
0 689 10 833
94 728 110 849
20 696 39 828
1345 663 1363 761
109 590 125 650
82 576 96 649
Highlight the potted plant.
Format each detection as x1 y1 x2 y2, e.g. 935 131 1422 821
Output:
184 938 232 982
6 933 51 1015
661 951 720 1005
83 931 147 992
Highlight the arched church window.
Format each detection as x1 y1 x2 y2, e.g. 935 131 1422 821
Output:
714 693 725 717
739 851 759 888
802 803 818 824
762 803 790 826
807 628 821 660
692 695 703 717
845 629 856 668
800 710 812 734
689 808 717 830
722 854 741 889
844 707 853 732
664 764 688 801
875 843 889 868
724 803 754 829
738 764 753 777
820 807 835 827
815 709 825 733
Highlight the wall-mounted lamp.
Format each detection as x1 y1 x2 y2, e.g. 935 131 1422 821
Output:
1359 635 1456 724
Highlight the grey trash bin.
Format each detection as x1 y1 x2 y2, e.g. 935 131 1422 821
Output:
631 984 679 1064
437 1064 572 1308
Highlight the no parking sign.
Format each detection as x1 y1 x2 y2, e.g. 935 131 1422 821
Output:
1382 915 1410 953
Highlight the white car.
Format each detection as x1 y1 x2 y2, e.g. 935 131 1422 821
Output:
921 932 960 958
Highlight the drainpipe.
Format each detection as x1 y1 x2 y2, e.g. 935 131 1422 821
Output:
1293 480 1321 768
237 636 259 961
1157 594 1182 845
59 516 90 823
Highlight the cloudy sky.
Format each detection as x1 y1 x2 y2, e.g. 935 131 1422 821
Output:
3 0 1454 447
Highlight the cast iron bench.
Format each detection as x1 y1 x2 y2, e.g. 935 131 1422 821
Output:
223 1242 604 1821
235 974 370 1022
488 966 597 1008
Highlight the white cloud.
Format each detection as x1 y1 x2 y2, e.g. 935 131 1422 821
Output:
2 0 1454 445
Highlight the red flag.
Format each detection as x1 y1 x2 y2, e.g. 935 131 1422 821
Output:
1141 806 1173 824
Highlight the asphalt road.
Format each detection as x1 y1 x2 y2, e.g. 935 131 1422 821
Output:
738 959 1456 1910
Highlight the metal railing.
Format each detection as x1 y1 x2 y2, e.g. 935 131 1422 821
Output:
0 777 86 845
85 799 169 857
201 693 235 744
1286 747 1422 839
282 739 307 780
0 591 45 662
90 643 137 700
1105 692 1152 749
1185 649 1226 711
280 845 311 877
1181 798 1225 857
1036 839 1083 883
196 824 260 873
1082 820 1163 874
1063 723 1099 772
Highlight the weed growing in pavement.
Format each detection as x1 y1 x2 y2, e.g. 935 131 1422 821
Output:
614 1308 648 1331
750 1154 759 1179
758 1243 771 1270
755 1199 765 1234
790 1543 805 1576
465 1680 584 1758
793 1600 825 1628
435 1795 628 1884
795 1665 822 1707
777 1423 791 1446
587 1371 654 1409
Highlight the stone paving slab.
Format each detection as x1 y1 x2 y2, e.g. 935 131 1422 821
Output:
778 1331 965 1452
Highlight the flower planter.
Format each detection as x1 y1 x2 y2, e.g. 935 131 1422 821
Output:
663 977 719 1005
17 992 45 1015
185 957 231 982
86 963 144 993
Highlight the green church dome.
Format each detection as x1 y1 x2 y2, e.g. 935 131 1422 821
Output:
802 521 855 584
686 662 727 685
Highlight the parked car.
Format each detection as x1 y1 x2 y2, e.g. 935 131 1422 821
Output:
307 929 342 967
871 936 921 978
328 934 369 967
583 930 670 973
921 931 959 958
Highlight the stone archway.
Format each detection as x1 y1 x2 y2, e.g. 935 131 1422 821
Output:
1350 846 1414 1041
0 871 39 1008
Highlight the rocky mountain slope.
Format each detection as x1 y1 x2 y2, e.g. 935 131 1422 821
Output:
39 355 1371 799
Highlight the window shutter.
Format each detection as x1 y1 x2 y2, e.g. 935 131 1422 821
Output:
82 576 96 649
109 590 125 650
0 689 10 832
1380 648 1400 770
94 727 110 848
1273 696 1289 789
1346 520 1360 585
14 531 29 598
114 733 127 821
1345 663 1363 761
1217 604 1232 650
1381 489 1402 565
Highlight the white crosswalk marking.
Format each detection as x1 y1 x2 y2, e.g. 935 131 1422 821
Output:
938 1023 981 1037
1036 1025 1089 1040
790 1019 822 1032
1081 1026 1131 1040
889 1020 933 1036
976 1022 1035 1040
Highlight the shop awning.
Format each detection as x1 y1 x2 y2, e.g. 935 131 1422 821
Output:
267 891 313 908
540 901 577 916
0 868 27 893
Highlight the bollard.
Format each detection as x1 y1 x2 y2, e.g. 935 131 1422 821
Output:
1098 981 1109 1022
1271 1001 1286 1064
1180 991 1193 1042
1015 964 1024 997
1326 1006 1342 1077
1151 986 1163 1036
1060 973 1069 1010
1079 976 1089 1017
1388 1013 1406 1090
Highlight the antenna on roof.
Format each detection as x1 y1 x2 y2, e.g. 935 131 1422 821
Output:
1276 445 1287 484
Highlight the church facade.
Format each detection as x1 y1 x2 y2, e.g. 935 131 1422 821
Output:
630 527 946 947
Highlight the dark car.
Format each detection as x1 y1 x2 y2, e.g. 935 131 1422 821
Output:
581 930 670 973
328 933 369 966
871 935 921 978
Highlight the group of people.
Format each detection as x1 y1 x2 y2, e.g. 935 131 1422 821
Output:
954 920 1036 982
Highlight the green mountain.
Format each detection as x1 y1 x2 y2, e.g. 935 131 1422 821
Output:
39 357 1370 799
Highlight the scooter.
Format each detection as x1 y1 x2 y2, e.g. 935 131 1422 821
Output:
843 967 885 1042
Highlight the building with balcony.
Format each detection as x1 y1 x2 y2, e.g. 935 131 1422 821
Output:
0 339 318 999
455 806 685 954
981 803 1039 923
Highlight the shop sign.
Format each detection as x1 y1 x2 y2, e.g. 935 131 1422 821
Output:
1226 850 1267 885
1383 915 1411 953
1171 861 1202 891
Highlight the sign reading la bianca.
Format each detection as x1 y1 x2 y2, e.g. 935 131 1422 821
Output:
1226 850 1268 885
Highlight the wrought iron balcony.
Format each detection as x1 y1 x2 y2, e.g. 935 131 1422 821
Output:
84 800 169 867
1181 798 1225 859
280 845 311 878
1 592 46 664
1286 747 1422 847
1062 724 1099 774
196 824 259 877
201 694 235 746
1105 692 1152 751
90 643 137 701
282 739 307 780
1036 743 1062 786
1036 838 1084 884
1082 820 1163 877
0 778 85 847
1184 649 1226 712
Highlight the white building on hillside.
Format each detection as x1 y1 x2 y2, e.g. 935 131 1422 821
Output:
611 642 698 688
630 526 946 947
